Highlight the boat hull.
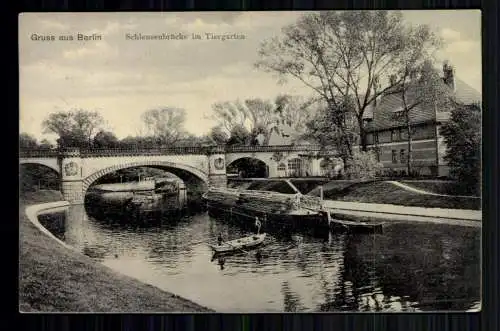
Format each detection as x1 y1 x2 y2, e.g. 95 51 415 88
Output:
317 211 385 234
209 233 267 253
205 200 329 234
205 200 385 235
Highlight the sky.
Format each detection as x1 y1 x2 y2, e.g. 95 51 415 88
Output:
19 10 482 143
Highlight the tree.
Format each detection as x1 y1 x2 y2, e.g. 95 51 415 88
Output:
210 98 279 145
274 94 318 143
210 95 316 146
42 109 105 148
303 97 358 166
256 11 441 151
141 107 187 146
209 125 229 145
39 139 55 149
210 100 251 133
119 136 155 149
93 130 119 148
390 60 454 175
19 133 38 149
175 134 213 147
440 103 481 195
226 125 252 146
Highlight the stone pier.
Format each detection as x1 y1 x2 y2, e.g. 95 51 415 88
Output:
59 148 84 204
207 146 227 188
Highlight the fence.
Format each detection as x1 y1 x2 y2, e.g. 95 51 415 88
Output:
20 145 327 158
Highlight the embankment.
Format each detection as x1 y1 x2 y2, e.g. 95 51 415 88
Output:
19 190 213 312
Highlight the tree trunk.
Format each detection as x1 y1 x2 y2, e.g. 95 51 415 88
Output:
406 113 412 176
358 117 367 152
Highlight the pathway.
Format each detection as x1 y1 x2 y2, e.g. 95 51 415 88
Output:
321 200 482 227
387 180 480 199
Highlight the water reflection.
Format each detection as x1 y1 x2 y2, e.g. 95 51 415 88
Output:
37 204 481 312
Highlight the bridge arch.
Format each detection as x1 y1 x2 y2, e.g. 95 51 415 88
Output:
20 162 61 192
225 154 271 168
226 156 270 178
19 159 60 174
82 160 209 195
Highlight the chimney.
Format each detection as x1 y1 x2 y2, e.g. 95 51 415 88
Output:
443 61 455 91
389 74 397 86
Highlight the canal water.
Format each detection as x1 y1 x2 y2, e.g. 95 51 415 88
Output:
38 204 481 312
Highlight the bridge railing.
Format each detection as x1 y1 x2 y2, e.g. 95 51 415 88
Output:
20 144 332 158
224 145 325 153
79 146 212 157
19 149 60 158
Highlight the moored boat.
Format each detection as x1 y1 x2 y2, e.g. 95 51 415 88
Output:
202 179 329 232
321 210 384 233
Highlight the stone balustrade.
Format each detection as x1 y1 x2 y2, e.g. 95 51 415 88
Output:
20 144 330 158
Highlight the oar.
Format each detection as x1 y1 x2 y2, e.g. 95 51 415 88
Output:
187 236 218 246
220 240 250 254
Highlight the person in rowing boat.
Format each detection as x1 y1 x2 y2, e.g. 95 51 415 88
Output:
255 249 263 263
254 217 262 235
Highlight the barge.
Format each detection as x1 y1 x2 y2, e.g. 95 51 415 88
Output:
202 179 330 233
203 179 385 234
86 178 187 222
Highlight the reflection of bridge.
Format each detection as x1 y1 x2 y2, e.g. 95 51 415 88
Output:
20 145 337 204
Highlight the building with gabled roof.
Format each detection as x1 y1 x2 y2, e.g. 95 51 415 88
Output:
363 62 481 177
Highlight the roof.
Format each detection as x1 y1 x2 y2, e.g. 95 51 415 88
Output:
453 77 482 105
267 124 315 145
364 76 481 132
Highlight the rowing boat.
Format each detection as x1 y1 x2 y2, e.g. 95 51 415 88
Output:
321 210 384 233
208 233 267 254
328 218 384 233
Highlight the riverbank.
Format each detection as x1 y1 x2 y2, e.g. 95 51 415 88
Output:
307 180 481 210
19 190 212 312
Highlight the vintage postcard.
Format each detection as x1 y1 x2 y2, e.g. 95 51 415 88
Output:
19 11 481 313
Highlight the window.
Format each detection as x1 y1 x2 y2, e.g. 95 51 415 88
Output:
392 129 402 141
400 149 406 163
287 158 303 177
277 163 286 171
394 110 405 117
392 150 397 163
393 106 405 118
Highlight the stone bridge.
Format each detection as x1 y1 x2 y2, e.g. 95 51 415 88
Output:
19 145 337 204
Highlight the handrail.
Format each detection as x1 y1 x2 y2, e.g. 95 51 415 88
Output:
20 144 330 158
19 149 60 158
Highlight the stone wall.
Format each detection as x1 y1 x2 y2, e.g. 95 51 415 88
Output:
61 180 84 204
208 174 227 188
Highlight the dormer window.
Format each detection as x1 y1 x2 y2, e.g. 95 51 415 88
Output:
393 107 405 118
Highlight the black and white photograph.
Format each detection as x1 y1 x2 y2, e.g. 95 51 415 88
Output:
19 11 481 313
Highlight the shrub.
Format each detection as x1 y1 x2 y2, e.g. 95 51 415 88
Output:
344 150 384 180
440 104 481 195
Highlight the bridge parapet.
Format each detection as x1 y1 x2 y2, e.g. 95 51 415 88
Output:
79 146 212 157
225 145 324 153
19 149 59 158
20 145 330 158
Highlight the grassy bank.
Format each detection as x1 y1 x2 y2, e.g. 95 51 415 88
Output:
19 190 212 312
308 180 481 210
400 180 480 197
